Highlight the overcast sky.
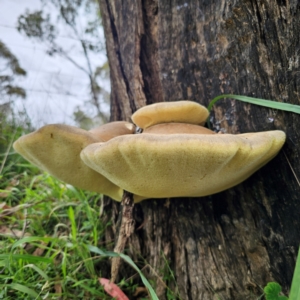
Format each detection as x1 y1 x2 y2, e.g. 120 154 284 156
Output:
0 0 109 128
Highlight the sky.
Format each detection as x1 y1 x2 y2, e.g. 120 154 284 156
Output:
0 0 109 128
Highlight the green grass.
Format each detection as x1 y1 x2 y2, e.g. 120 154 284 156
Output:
0 166 111 299
207 94 300 114
0 166 160 299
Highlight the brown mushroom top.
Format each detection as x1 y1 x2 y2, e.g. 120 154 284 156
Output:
81 130 286 199
89 121 135 141
131 101 209 129
13 124 124 201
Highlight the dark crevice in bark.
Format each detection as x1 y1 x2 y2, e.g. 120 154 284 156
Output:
104 0 136 113
110 88 122 121
184 247 193 300
139 0 164 104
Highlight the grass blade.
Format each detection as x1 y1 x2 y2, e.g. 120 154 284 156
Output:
207 94 300 114
11 236 54 250
22 264 49 280
88 245 159 300
68 206 77 241
72 280 107 297
289 247 300 300
119 253 159 300
4 283 40 299
0 254 52 263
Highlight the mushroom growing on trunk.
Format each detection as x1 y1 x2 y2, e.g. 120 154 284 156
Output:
13 122 137 201
13 101 286 283
80 102 286 200
81 130 285 199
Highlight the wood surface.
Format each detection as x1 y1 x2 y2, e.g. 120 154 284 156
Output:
98 0 300 298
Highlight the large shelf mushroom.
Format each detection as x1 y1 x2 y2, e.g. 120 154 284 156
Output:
81 101 286 200
81 130 286 199
14 101 286 201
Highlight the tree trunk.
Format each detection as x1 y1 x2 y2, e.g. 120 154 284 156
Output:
98 0 300 299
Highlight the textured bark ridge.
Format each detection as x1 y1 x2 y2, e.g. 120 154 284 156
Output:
98 0 300 299
111 191 135 283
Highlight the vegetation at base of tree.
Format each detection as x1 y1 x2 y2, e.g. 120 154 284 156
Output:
264 282 289 300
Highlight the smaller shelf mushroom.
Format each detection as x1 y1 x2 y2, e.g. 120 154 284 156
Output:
13 122 137 201
88 121 135 140
131 100 209 129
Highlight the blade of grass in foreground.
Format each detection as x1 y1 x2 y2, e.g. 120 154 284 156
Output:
11 236 55 249
289 247 300 300
207 94 300 114
0 254 52 263
2 283 40 299
88 245 159 300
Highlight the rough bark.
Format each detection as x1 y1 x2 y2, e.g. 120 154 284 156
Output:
98 0 300 299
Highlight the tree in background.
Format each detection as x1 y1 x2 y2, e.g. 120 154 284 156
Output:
17 0 110 128
0 40 27 120
0 40 31 171
98 0 300 299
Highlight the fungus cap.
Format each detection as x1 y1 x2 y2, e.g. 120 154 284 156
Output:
143 123 215 135
89 121 135 141
131 101 209 129
81 130 286 199
13 124 123 201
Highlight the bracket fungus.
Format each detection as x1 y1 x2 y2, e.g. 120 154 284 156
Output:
143 122 216 135
131 100 209 129
14 101 285 202
13 122 136 201
88 121 135 140
81 101 286 200
81 130 286 199
14 101 286 201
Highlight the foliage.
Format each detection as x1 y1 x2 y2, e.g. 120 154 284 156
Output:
0 40 27 116
17 10 56 42
262 278 300 300
89 246 159 300
207 94 300 128
17 0 110 127
0 117 32 186
264 282 288 300
0 172 157 298
207 94 300 115
289 246 300 300
0 41 26 77
73 106 95 130
0 165 115 298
